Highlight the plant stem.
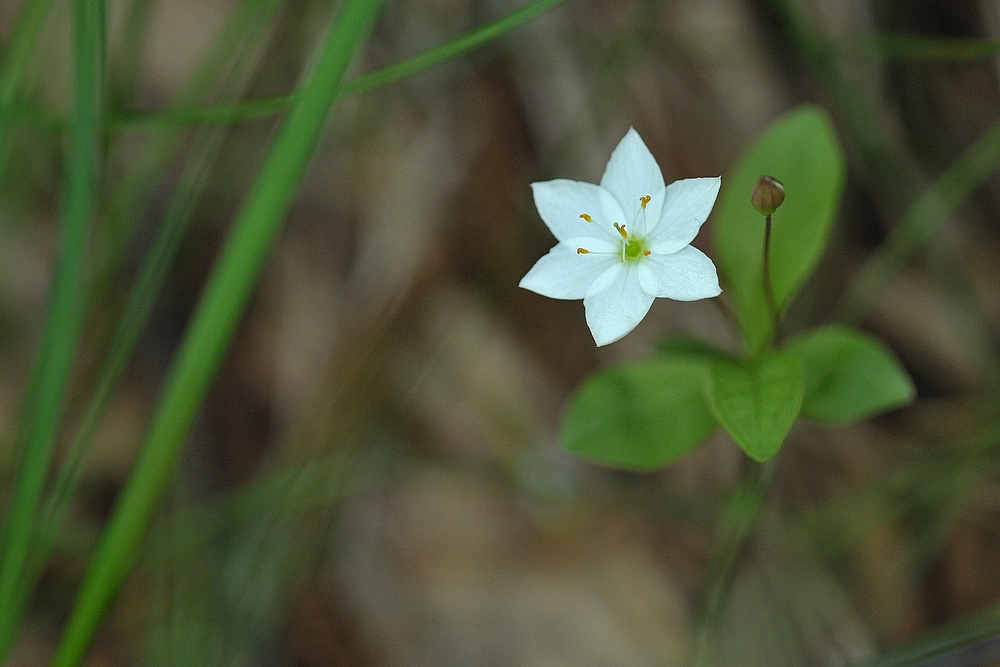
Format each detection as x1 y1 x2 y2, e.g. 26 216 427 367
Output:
762 213 780 342
691 459 776 666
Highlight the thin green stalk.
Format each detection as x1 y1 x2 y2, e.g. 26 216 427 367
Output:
857 601 1000 667
93 0 282 300
835 120 1000 322
0 0 103 657
0 0 57 187
35 0 284 587
0 0 284 645
859 34 1000 62
107 0 566 130
0 0 54 107
762 213 780 342
49 0 386 663
691 459 776 667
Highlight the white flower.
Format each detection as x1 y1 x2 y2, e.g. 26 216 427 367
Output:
519 128 722 346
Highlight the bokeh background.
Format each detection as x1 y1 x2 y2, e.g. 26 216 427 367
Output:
3 0 1000 664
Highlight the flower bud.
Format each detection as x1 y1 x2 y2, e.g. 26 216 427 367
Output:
751 175 785 216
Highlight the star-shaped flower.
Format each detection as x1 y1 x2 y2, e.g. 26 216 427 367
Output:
519 128 722 346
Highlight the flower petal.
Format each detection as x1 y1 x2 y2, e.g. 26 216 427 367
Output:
519 241 619 299
583 262 655 346
648 177 721 252
599 128 666 228
531 180 623 243
636 245 722 301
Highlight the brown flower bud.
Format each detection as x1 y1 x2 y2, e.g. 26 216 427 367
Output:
751 175 785 216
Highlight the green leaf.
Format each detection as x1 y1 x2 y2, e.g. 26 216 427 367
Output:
714 105 846 351
707 351 803 462
785 325 916 423
562 355 718 471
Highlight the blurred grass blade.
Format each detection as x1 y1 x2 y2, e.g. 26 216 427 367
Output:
859 601 1000 667
109 0 567 130
49 0 387 664
94 0 284 297
29 0 284 623
0 0 54 107
0 0 104 657
835 120 1000 322
767 0 1000 328
859 34 1000 62
0 0 284 644
765 0 917 211
40 0 565 581
106 0 154 107
0 0 57 186
40 0 285 540
343 0 564 91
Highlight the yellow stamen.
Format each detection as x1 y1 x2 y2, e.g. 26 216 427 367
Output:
577 248 589 254
640 195 651 209
643 249 650 256
614 223 628 239
579 213 593 222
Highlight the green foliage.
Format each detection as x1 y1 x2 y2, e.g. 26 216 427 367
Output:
706 351 804 462
561 105 917 470
786 325 916 423
562 353 719 471
714 106 846 352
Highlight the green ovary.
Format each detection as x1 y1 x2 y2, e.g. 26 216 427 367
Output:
623 238 647 261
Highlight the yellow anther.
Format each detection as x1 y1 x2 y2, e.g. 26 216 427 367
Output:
643 249 651 256
640 195 651 209
580 213 593 222
577 248 589 254
614 223 628 239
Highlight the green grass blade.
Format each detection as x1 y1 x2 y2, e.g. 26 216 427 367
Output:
857 601 1000 667
835 120 1000 322
343 0 564 91
0 0 284 645
855 34 1000 62
0 0 54 107
41 0 285 538
94 0 283 296
0 0 58 203
40 0 566 549
765 0 1000 329
49 0 387 663
0 0 104 657
107 0 567 130
764 0 918 211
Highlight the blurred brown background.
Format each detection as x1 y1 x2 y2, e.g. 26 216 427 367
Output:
3 0 1000 664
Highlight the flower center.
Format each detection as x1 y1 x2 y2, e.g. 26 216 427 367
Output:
623 237 647 261
576 195 654 261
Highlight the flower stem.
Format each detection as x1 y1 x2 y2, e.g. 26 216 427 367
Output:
691 458 777 667
762 213 780 341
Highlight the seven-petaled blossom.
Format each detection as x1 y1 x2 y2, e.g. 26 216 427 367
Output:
519 128 723 346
